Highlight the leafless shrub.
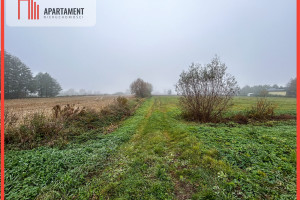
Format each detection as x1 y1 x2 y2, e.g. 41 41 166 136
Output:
52 105 61 118
247 98 277 120
116 96 128 106
175 56 239 122
52 104 85 119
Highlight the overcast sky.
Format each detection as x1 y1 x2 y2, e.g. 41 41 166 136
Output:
2 0 296 93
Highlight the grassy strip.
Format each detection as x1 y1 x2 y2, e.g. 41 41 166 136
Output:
4 99 152 200
69 98 175 199
72 96 296 199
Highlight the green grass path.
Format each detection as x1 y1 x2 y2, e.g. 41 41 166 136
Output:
72 97 296 199
72 97 199 199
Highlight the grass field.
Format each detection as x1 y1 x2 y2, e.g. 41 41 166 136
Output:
3 96 296 199
231 97 296 115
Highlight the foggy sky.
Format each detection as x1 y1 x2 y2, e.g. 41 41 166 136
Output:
2 0 296 93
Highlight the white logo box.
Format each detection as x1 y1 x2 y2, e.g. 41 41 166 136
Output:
6 0 96 27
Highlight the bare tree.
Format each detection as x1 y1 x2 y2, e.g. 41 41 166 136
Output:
175 56 239 122
130 78 153 98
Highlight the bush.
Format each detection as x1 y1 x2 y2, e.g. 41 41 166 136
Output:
63 97 132 130
100 96 132 121
246 98 277 120
66 108 101 130
175 56 239 122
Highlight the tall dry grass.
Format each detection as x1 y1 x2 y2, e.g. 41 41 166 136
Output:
1 95 132 126
3 96 139 149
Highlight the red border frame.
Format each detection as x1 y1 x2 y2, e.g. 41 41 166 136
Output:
1 0 4 198
297 0 300 198
0 1 299 199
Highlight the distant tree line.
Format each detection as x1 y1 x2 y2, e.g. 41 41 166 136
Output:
239 78 296 97
59 89 103 96
0 51 62 99
239 84 283 96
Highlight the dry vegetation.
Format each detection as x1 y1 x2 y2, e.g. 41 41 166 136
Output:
2 95 132 125
3 96 140 150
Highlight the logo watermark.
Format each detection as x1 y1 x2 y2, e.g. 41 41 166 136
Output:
18 0 40 20
7 0 96 26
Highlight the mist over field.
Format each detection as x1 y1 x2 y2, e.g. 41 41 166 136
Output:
2 0 296 94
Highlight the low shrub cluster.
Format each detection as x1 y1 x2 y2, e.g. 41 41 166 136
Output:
5 96 140 149
5 113 64 149
180 97 294 124
246 97 277 120
228 98 295 124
